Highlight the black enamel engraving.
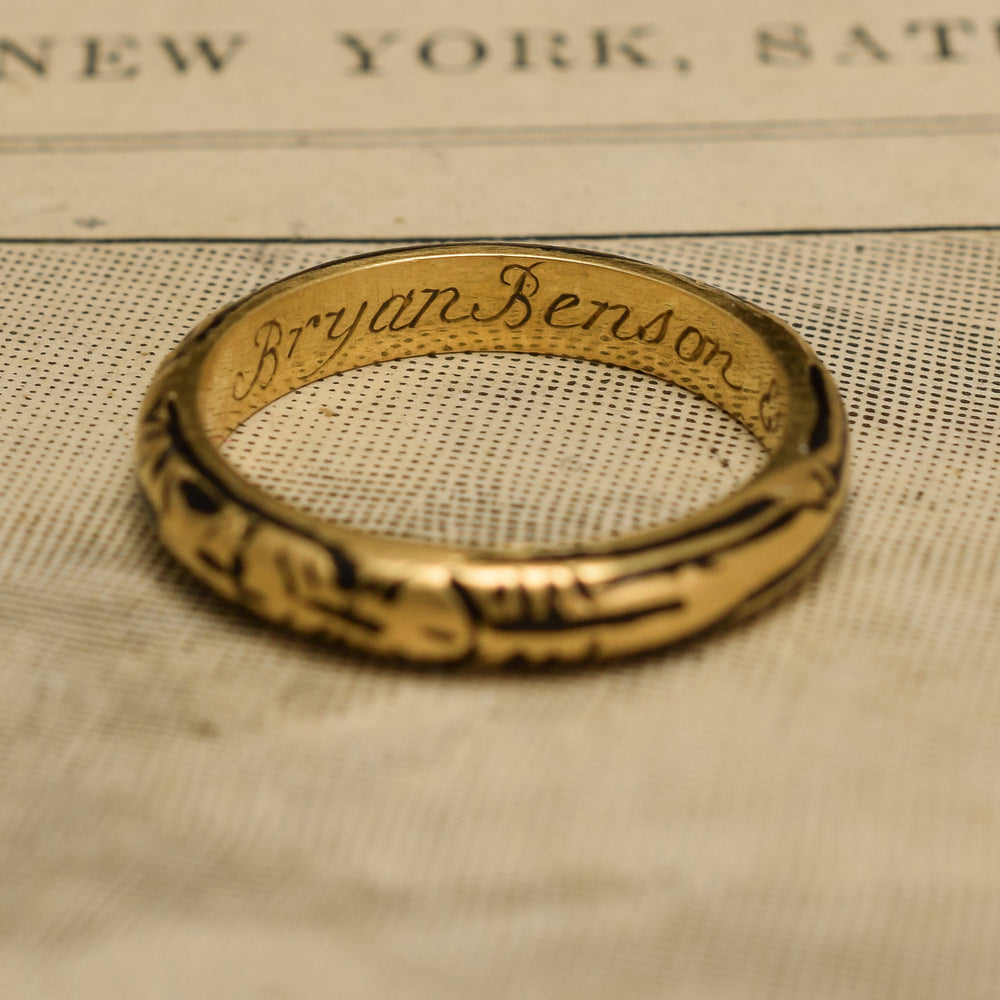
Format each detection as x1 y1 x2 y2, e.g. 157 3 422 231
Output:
808 364 832 451
181 479 222 515
493 598 686 631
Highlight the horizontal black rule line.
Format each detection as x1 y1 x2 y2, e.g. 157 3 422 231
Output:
12 223 1000 244
3 113 1000 154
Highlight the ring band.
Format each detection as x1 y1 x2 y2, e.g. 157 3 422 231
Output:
136 243 848 664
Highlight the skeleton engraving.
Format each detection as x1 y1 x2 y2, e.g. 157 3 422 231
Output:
134 246 847 664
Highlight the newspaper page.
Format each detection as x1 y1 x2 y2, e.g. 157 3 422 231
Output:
1 1 999 998
1 0 998 235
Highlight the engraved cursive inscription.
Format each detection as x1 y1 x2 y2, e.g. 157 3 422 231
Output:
231 260 758 408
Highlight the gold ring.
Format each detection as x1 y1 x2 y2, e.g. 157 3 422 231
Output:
136 243 848 664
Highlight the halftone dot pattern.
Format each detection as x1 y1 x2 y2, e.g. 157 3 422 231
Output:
221 351 765 547
1 234 998 1000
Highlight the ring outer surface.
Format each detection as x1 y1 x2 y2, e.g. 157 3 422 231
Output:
135 243 849 665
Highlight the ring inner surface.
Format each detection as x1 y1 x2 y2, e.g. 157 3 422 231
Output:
198 251 791 453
